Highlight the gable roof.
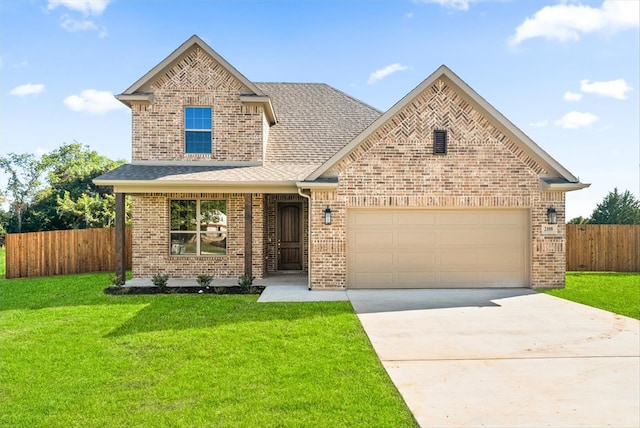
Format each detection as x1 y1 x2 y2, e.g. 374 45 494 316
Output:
306 65 586 189
120 35 265 97
255 83 381 165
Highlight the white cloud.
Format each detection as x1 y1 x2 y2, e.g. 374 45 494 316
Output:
563 91 582 101
509 0 639 47
10 83 45 96
368 63 410 84
63 89 123 114
406 12 415 19
555 111 598 129
47 0 109 16
418 0 473 11
580 78 632 100
529 120 548 128
60 15 97 32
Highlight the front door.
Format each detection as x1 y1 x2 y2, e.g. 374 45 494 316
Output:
277 203 302 270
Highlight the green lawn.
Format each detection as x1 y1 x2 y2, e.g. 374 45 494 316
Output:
545 272 640 320
0 272 417 428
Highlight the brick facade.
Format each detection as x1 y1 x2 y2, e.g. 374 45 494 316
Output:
130 47 266 163
119 39 572 289
132 193 267 279
309 78 566 289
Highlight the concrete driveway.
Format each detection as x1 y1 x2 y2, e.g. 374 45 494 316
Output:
347 289 640 428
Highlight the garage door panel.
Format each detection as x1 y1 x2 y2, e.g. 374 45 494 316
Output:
478 229 522 245
397 251 437 269
347 209 528 289
354 272 393 287
351 211 393 226
352 252 394 270
440 250 478 266
479 249 522 266
397 212 436 225
397 272 437 286
397 230 436 246
351 231 393 248
439 229 479 245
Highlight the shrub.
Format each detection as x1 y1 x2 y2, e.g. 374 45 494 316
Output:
196 274 213 287
152 273 169 290
238 273 256 292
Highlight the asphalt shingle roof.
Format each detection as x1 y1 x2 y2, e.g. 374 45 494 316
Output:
96 163 318 183
96 82 382 184
255 83 382 165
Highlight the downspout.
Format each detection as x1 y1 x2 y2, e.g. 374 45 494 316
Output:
297 187 312 290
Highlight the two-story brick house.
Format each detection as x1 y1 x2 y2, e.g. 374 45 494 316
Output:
95 35 588 289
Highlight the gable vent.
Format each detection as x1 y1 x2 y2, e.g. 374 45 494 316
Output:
433 130 447 155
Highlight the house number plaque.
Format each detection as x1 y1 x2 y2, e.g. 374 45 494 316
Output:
542 224 558 234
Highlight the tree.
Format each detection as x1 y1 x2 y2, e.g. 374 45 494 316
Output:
567 216 589 224
0 153 48 232
589 188 640 224
1 142 129 233
31 142 127 230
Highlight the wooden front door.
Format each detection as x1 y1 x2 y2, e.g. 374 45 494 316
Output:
277 203 302 270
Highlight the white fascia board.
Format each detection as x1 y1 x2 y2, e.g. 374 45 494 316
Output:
295 181 339 191
94 179 298 194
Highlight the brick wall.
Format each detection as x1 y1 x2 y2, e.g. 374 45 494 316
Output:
309 77 566 289
131 192 266 279
130 47 265 162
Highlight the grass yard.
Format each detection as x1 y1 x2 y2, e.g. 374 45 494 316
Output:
0 272 417 428
545 272 640 320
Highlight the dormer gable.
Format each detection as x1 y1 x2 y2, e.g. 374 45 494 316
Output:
118 35 276 163
307 65 587 192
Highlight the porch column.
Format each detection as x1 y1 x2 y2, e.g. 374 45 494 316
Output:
114 192 127 285
244 193 253 277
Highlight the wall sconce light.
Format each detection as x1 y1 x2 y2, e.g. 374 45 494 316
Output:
324 206 332 225
547 206 557 225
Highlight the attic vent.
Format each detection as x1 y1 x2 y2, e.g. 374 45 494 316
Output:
433 130 448 155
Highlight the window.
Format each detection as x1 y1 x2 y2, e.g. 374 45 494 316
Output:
170 199 227 255
433 130 447 155
185 107 212 153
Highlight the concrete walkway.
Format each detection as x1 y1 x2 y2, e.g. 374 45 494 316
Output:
347 289 640 428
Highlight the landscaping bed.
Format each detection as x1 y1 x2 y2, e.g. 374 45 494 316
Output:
104 285 264 295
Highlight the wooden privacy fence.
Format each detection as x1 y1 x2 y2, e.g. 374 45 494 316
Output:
567 224 640 272
5 227 132 279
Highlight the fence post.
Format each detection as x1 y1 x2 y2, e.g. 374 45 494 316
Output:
115 193 127 284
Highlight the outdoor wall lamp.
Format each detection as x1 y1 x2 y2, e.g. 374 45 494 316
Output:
324 206 332 225
547 206 557 225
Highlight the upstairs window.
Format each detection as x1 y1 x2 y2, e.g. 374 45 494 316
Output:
185 107 212 153
433 130 447 155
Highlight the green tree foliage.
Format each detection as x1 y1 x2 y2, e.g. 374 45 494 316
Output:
567 216 590 224
589 188 640 224
1 142 129 233
0 153 49 232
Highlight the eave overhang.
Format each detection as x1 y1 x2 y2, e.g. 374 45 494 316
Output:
240 95 277 125
93 178 299 194
116 93 154 107
539 179 591 192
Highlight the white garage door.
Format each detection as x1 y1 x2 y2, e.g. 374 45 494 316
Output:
347 209 529 289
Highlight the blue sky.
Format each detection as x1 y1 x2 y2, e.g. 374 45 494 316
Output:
1 0 638 220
